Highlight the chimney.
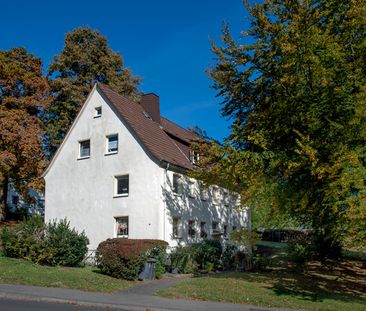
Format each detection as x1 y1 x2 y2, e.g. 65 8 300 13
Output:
140 93 160 123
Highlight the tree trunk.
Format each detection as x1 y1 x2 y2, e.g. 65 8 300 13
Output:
0 175 9 221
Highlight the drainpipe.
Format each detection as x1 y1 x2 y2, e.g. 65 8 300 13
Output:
163 162 170 242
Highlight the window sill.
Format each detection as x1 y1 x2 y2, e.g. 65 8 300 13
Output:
173 193 182 197
114 194 129 198
105 151 118 156
77 156 90 160
94 115 101 119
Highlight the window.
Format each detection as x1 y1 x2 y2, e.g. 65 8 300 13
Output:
223 190 229 206
200 183 209 201
213 187 221 203
172 217 182 238
212 221 218 231
189 150 199 164
188 180 195 198
115 175 129 197
172 174 182 195
94 106 102 118
200 221 207 238
79 140 90 158
106 134 118 154
188 220 195 238
116 217 128 238
12 195 19 206
223 225 228 238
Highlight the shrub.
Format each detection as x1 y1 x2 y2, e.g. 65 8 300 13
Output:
40 219 89 266
191 239 222 272
0 216 44 261
222 244 239 270
0 216 89 267
96 239 168 280
287 234 314 271
170 246 196 273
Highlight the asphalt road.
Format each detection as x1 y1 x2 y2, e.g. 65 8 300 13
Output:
0 298 123 311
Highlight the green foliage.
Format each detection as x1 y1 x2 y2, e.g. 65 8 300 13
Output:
96 239 168 280
287 234 314 271
45 27 140 156
221 244 239 270
39 219 89 266
169 246 196 274
194 0 366 256
0 216 89 267
231 228 260 255
191 239 223 272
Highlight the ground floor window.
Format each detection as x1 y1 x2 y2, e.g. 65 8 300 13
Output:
188 220 195 238
172 217 181 238
200 221 207 238
115 216 129 238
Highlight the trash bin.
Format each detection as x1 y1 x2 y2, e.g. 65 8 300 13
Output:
138 258 157 281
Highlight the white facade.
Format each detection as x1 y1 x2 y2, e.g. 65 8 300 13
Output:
44 85 250 250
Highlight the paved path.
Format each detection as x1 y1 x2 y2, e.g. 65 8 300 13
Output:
0 277 295 311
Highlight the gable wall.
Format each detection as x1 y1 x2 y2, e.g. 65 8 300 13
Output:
44 89 164 250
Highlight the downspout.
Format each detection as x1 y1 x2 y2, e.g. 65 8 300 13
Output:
163 162 170 242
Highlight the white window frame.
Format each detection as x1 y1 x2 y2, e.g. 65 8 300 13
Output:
94 106 102 118
78 139 90 159
200 183 209 201
213 187 221 204
172 174 182 195
115 216 129 238
172 217 182 239
114 174 129 197
188 180 196 198
189 150 199 164
106 134 118 155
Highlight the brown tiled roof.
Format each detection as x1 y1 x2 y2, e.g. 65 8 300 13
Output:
160 117 197 143
97 83 194 170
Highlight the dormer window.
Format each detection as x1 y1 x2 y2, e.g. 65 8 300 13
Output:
189 150 199 164
94 106 102 118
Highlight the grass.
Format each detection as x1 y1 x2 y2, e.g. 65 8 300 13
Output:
157 242 366 311
0 256 135 292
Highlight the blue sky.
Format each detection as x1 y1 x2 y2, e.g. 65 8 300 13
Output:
1 0 250 141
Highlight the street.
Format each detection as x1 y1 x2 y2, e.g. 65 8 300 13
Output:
0 298 122 311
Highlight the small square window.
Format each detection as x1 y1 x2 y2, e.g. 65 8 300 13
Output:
115 175 129 197
94 106 102 118
106 134 118 154
116 216 128 238
188 220 195 238
79 140 90 158
172 217 182 238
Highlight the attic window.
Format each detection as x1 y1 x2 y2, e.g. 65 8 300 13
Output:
94 107 102 118
189 151 199 164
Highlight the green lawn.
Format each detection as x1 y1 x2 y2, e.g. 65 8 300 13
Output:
0 256 134 292
157 259 366 311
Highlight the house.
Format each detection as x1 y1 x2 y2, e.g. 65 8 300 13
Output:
43 83 250 251
6 183 44 217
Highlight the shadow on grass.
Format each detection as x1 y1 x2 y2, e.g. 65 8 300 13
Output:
210 259 366 304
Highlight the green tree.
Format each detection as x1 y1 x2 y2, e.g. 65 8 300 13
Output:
45 27 140 156
194 0 366 255
0 48 50 220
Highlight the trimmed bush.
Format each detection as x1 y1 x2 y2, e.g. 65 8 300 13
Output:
0 216 89 267
96 239 168 280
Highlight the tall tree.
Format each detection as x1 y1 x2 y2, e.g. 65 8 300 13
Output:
45 27 140 156
194 0 366 254
0 48 50 220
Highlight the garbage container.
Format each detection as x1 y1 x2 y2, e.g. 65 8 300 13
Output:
138 258 157 280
